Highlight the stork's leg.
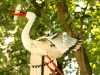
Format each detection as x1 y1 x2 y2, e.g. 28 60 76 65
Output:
45 55 63 75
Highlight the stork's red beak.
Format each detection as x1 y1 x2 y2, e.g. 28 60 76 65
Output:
9 8 26 17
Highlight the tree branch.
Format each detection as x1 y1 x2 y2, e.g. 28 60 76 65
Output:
56 3 75 36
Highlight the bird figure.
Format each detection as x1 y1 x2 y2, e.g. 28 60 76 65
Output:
10 7 82 75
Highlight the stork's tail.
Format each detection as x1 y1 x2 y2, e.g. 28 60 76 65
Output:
72 40 82 51
64 40 82 55
30 54 57 75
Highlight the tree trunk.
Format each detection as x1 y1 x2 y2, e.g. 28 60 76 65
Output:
56 2 92 75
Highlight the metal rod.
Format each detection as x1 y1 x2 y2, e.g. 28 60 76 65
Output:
46 55 63 75
41 56 44 75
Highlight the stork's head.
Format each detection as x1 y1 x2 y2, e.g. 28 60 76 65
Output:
13 12 36 20
25 12 36 20
9 8 36 20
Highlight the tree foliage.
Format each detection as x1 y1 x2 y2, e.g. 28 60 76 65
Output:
0 0 100 75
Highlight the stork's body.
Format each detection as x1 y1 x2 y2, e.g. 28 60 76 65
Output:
13 11 81 75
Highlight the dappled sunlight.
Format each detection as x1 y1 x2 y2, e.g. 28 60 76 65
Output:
63 57 79 75
0 0 100 75
4 36 14 45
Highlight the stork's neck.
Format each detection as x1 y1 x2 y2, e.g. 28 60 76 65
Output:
21 16 36 43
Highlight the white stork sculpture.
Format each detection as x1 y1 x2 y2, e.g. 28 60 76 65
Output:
10 6 82 75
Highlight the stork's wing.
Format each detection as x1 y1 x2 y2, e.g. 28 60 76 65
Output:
38 33 59 41
66 36 77 47
37 33 78 53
